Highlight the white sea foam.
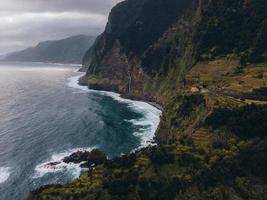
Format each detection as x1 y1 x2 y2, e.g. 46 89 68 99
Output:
34 73 162 180
0 167 10 184
67 75 89 92
33 147 94 179
103 92 162 148
67 73 162 149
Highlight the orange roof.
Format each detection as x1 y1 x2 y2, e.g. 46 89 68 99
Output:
191 87 200 93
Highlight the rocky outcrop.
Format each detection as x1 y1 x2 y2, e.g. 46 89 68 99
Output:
63 149 107 166
81 0 197 97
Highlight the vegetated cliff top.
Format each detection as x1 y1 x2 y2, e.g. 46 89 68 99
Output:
4 35 96 64
85 0 266 76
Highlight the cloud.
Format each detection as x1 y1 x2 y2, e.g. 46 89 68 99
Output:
0 0 122 54
0 0 121 15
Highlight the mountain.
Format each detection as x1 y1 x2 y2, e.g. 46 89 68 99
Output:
4 35 96 64
80 0 266 141
82 0 266 94
27 0 267 199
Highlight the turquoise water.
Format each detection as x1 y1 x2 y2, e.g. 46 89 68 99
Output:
0 62 161 200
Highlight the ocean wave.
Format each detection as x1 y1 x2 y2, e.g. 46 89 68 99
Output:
33 147 94 179
32 73 162 182
67 74 162 149
0 167 10 184
105 92 161 148
67 74 89 92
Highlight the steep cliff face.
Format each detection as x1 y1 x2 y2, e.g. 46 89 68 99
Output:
82 0 266 93
81 0 267 143
82 0 196 97
27 0 267 199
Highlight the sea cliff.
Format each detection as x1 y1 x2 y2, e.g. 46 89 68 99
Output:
80 0 267 144
27 0 267 199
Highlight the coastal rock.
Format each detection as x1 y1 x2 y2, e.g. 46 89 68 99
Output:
63 149 107 166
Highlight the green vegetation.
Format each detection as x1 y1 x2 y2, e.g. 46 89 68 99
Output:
206 104 267 138
105 0 193 56
156 94 209 144
141 0 267 75
27 137 267 200
197 0 267 61
28 0 267 199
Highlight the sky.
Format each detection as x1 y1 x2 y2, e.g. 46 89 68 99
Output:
0 0 122 55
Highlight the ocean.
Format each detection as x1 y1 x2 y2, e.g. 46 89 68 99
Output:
0 62 161 200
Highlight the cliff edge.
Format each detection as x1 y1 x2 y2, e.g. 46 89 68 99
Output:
27 0 267 199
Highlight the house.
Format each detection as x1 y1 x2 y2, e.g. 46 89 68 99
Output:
191 87 200 93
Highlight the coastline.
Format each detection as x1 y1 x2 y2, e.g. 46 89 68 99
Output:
120 93 163 111
77 76 163 112
68 72 162 147
27 69 163 191
0 60 82 67
22 69 163 197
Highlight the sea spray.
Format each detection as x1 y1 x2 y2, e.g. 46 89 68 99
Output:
33 147 95 179
0 167 10 184
0 63 152 199
33 72 162 180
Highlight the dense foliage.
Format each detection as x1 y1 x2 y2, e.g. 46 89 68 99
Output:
206 104 267 138
86 0 267 75
27 138 267 200
196 0 267 62
143 0 267 75
106 0 193 56
28 0 267 199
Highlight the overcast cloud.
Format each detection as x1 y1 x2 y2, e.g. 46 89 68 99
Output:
0 0 122 54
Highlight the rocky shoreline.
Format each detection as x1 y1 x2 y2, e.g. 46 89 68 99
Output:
40 74 163 176
78 76 163 111
43 149 107 171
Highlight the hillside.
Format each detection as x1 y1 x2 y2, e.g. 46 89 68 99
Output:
28 0 267 199
4 35 96 64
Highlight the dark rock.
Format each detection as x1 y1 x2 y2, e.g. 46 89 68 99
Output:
49 161 61 166
79 162 90 168
42 161 62 170
63 149 107 166
86 149 107 165
89 83 120 93
63 151 91 164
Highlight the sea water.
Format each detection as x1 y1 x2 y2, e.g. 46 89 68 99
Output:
0 62 161 200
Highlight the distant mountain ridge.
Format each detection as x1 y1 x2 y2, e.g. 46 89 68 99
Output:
3 35 96 64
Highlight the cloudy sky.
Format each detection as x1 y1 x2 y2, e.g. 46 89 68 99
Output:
0 0 122 54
